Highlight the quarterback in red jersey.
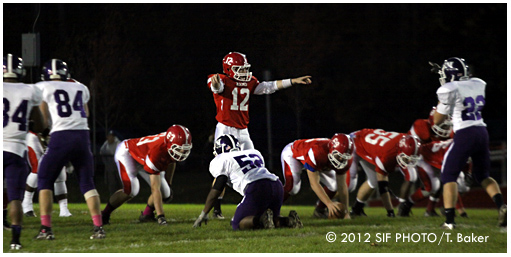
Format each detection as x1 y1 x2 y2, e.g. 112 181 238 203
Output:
348 129 421 217
101 125 192 225
208 51 311 218
281 134 353 219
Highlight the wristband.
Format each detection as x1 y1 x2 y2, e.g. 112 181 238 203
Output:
281 79 293 89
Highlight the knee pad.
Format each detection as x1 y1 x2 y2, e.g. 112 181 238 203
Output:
378 181 390 195
84 189 99 200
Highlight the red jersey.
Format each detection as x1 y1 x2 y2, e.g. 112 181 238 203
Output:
125 132 174 174
291 138 350 175
353 129 404 175
207 74 260 129
420 139 452 170
409 119 453 143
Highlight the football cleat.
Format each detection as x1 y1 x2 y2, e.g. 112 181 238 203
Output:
440 222 455 230
157 215 168 226
139 211 157 223
288 210 303 228
397 202 413 217
212 210 225 220
90 226 106 239
498 204 507 227
424 210 440 217
459 212 469 218
24 211 37 217
35 226 55 240
259 209 275 229
350 208 367 217
10 243 22 250
312 207 328 219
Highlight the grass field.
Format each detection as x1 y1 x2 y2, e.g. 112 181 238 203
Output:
3 203 507 253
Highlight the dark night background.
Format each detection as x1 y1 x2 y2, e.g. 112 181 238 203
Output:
3 4 507 204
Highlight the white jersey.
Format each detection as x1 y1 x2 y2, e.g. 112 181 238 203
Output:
27 132 45 159
209 149 279 196
436 78 487 132
36 80 90 133
3 82 43 157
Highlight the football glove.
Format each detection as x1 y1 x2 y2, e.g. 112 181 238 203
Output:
192 211 208 228
429 61 441 74
157 215 168 226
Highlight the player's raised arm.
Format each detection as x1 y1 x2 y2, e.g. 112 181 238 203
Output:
276 75 312 90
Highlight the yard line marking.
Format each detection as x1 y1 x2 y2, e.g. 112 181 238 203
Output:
438 232 444 245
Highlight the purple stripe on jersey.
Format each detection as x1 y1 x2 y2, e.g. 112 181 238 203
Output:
38 130 96 194
231 179 283 230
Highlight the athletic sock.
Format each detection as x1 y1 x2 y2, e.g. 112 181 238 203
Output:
41 215 52 228
445 208 455 224
492 193 503 209
142 205 155 216
11 225 21 244
102 202 116 216
92 214 103 227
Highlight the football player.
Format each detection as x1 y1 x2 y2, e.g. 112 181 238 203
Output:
22 129 73 217
35 59 105 240
280 133 353 219
101 125 192 226
398 139 471 217
397 107 454 216
431 57 506 229
207 52 312 218
3 54 44 249
193 134 302 230
348 129 421 217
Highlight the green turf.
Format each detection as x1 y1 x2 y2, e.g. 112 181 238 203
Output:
3 203 507 253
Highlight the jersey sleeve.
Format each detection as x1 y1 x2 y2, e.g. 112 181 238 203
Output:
143 147 169 174
81 83 90 103
209 156 228 178
436 83 457 115
303 148 319 172
31 84 43 106
253 79 277 95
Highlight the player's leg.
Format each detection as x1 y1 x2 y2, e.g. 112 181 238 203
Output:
233 180 276 230
351 159 377 216
376 172 395 217
69 130 105 239
280 143 303 202
4 152 30 249
36 132 71 239
22 172 37 217
471 127 506 227
138 170 157 222
102 142 139 225
55 168 71 217
22 147 38 217
441 130 472 229
3 187 10 230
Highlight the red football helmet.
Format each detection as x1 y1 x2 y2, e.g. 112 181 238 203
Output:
165 125 192 162
222 52 252 82
327 133 354 169
428 106 453 139
396 135 421 169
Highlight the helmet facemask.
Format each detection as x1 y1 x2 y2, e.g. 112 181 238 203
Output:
396 153 420 169
432 119 453 138
230 64 252 82
168 143 192 162
328 150 352 169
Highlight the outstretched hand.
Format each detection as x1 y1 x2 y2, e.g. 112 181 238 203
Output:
292 76 312 85
211 74 222 89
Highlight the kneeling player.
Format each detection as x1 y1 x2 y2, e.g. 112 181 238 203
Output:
193 134 302 230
